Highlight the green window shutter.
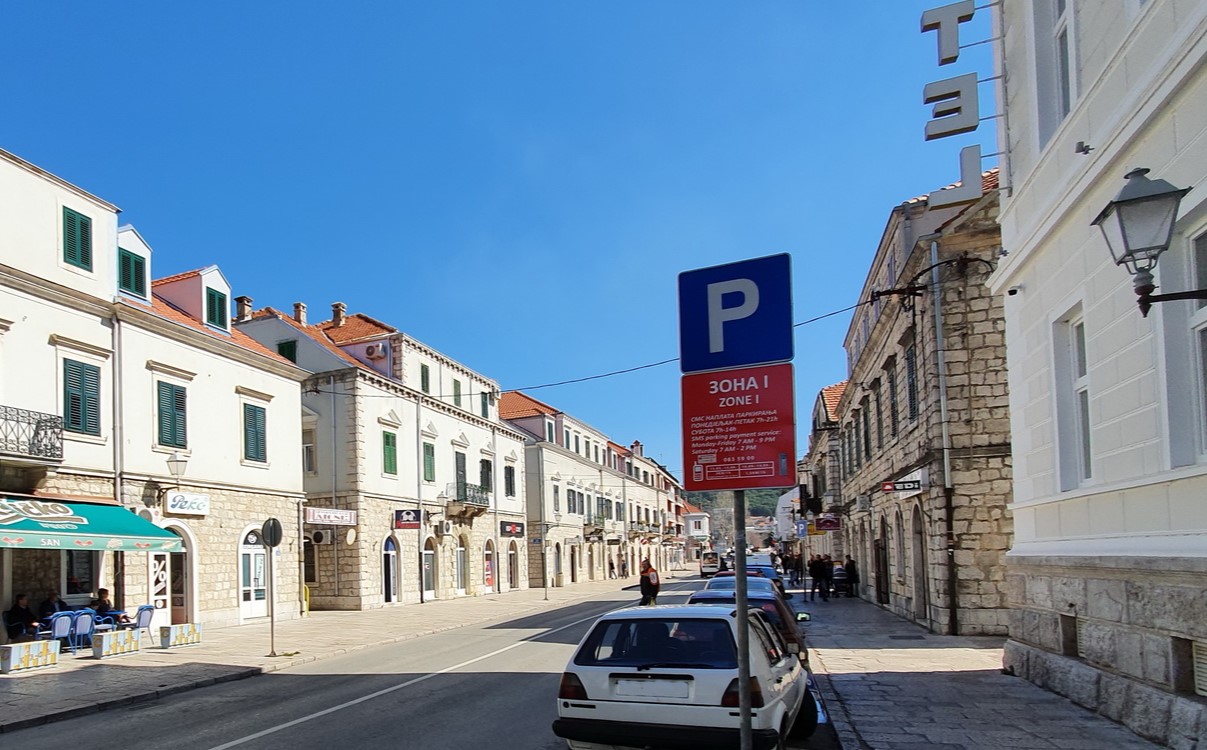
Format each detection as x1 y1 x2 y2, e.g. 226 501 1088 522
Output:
423 442 435 482
243 404 266 462
383 431 398 475
157 382 187 448
453 380 462 407
480 392 489 418
206 288 228 328
63 208 93 271
118 249 146 297
63 359 101 435
277 340 298 362
420 364 430 394
480 459 493 492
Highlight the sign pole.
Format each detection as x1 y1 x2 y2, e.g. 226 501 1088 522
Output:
734 489 752 750
268 546 277 657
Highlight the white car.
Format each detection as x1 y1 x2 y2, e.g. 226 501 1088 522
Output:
553 604 812 750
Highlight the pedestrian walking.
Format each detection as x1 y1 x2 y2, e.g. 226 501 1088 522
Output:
822 555 835 599
808 555 828 601
619 557 628 578
639 559 660 605
845 556 860 598
608 558 617 579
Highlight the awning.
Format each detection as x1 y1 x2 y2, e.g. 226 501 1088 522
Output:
0 498 182 552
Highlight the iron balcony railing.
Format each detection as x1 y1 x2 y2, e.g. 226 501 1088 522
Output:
447 481 490 506
0 406 63 460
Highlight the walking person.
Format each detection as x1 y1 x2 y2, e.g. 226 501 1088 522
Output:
639 559 660 606
608 558 617 579
619 557 628 578
821 555 835 600
808 556 826 601
845 556 860 598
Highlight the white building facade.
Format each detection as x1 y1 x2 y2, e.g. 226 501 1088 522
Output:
989 0 1207 741
237 303 528 609
0 149 307 636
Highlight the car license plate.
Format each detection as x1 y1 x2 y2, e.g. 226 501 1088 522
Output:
614 679 690 699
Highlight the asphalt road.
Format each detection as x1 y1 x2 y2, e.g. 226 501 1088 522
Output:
8 578 839 749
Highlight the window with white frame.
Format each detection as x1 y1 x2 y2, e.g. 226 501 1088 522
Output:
1055 309 1092 489
1035 0 1078 146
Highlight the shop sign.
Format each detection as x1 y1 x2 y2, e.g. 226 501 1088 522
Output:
606 538 622 546
165 492 210 517
882 467 928 499
305 507 357 526
500 521 525 538
814 514 841 531
920 0 987 208
393 509 421 530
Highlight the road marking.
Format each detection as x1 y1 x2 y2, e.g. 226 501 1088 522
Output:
205 604 619 750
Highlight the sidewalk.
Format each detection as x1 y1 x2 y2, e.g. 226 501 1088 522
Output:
0 576 639 734
802 595 1165 750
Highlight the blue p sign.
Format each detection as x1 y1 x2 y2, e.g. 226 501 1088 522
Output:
678 254 793 373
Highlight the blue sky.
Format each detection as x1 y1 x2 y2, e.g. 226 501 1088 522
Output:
2 2 995 477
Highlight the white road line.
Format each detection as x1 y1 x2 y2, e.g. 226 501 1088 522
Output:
206 605 618 750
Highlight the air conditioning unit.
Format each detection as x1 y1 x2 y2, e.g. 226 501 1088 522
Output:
365 343 388 360
135 507 161 524
310 529 335 545
434 519 453 537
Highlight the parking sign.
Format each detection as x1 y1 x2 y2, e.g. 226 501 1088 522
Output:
678 253 793 373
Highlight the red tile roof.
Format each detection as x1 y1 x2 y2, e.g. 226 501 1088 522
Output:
151 269 203 287
682 500 703 514
905 167 1000 205
820 381 847 423
498 391 557 420
317 313 396 343
146 296 295 366
608 441 630 456
251 307 368 371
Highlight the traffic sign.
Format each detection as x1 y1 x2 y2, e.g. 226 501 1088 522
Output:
682 362 796 491
678 253 793 374
795 520 808 537
261 517 284 548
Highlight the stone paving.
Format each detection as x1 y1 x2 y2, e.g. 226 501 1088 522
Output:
0 575 643 733
803 595 1169 750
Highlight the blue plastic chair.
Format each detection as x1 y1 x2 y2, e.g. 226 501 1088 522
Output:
35 611 74 648
70 609 98 653
118 605 155 643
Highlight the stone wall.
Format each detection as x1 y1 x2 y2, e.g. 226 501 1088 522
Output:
1004 557 1207 747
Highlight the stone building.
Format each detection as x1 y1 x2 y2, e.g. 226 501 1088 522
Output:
0 149 308 635
988 1 1207 741
499 391 680 588
835 169 1012 635
238 303 528 609
800 382 847 560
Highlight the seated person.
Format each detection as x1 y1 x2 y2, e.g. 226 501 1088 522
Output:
38 589 71 621
90 588 131 624
5 594 41 641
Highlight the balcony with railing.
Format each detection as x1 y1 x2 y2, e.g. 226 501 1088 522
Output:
0 406 63 464
444 481 491 518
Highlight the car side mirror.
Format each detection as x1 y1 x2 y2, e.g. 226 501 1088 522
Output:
796 612 811 622
786 642 800 654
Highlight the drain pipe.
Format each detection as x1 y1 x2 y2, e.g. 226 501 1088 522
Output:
330 374 339 599
111 310 126 607
929 238 959 636
416 396 425 604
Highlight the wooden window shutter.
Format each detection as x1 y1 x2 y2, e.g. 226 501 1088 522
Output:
63 360 85 432
1194 640 1207 697
420 364 430 393
244 403 266 462
63 208 93 270
423 442 435 481
383 431 397 475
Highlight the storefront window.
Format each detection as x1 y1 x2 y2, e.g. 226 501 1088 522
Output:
64 551 95 597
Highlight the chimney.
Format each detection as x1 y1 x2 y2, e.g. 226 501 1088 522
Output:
332 302 347 327
293 302 307 325
235 296 253 323
631 440 643 457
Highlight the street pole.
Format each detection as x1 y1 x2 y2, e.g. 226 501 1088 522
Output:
734 489 752 750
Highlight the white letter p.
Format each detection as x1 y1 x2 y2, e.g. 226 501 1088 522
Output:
707 278 759 354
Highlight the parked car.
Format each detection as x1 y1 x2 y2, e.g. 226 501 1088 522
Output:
553 605 815 749
699 551 720 578
747 565 788 597
686 589 813 672
703 576 779 596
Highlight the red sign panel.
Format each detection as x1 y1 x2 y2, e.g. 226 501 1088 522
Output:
681 363 796 491
393 509 421 530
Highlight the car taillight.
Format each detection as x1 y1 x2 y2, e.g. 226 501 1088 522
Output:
559 672 589 700
720 677 765 708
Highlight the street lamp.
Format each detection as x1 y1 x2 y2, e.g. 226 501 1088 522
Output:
165 451 188 488
1092 167 1195 317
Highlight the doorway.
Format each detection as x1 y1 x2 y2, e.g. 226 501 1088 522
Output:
912 505 930 621
422 538 437 600
455 537 468 595
570 547 578 583
383 537 398 603
484 540 494 592
239 529 268 620
507 541 518 590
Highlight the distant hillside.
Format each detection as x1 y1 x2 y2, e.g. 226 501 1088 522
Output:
686 489 785 518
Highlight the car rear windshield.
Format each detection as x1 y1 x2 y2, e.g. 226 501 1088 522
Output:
575 617 738 669
748 566 781 579
705 577 776 593
688 596 786 632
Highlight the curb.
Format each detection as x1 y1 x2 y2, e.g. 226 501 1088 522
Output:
809 649 867 750
0 584 623 734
